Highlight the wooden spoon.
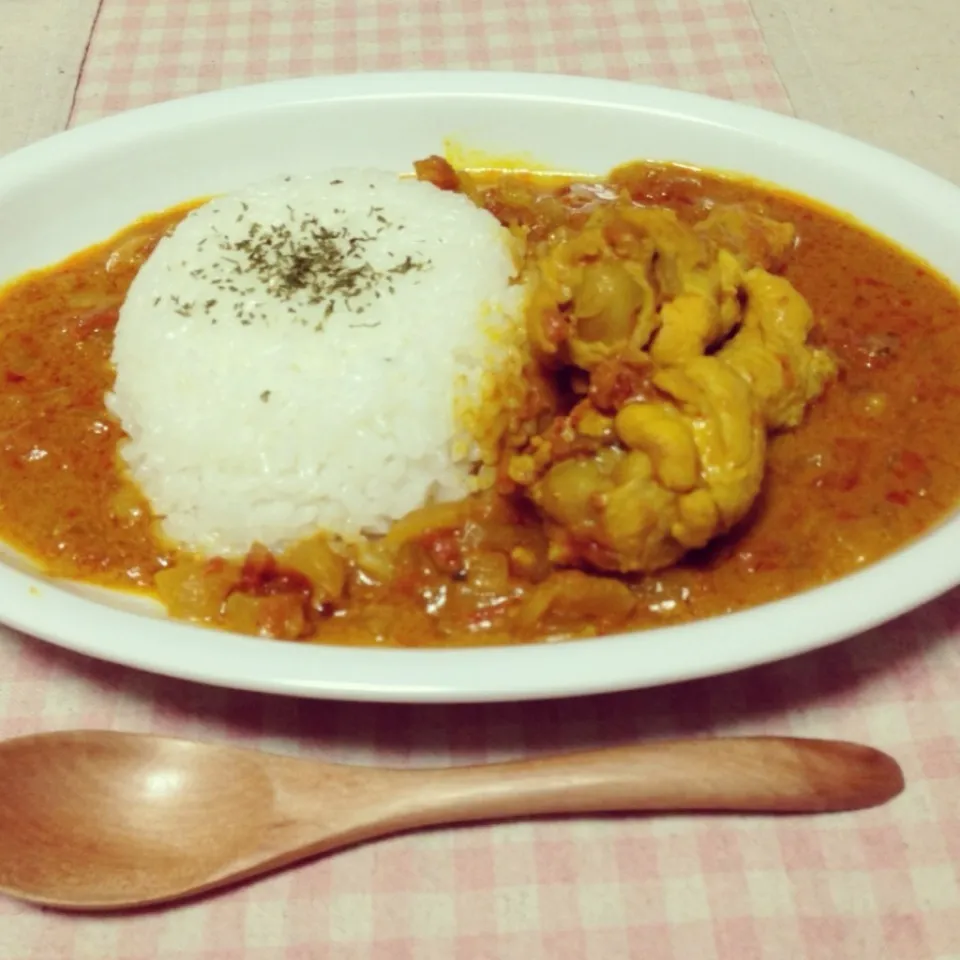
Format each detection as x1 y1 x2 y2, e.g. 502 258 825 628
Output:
0 731 902 911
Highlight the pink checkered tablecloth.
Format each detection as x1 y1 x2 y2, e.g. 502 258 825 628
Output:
3 2 960 958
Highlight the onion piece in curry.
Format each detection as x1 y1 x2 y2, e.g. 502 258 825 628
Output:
1 160 960 647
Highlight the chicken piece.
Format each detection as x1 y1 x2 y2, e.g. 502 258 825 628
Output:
526 202 742 372
649 204 798 367
719 269 837 429
529 443 683 572
694 203 797 273
652 357 766 528
611 206 710 298
648 248 743 366
524 210 658 369
613 402 699 493
514 356 765 573
513 190 831 575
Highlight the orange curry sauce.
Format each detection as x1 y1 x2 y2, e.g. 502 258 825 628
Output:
1 166 960 646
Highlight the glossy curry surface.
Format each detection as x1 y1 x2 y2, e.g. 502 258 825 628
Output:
1 164 959 647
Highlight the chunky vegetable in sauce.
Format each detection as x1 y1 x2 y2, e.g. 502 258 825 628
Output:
1 160 959 647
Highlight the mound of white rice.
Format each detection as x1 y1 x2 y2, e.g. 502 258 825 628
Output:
108 170 525 555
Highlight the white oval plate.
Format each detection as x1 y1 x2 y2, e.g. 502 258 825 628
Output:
1 72 959 703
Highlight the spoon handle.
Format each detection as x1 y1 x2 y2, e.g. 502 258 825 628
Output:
394 737 903 827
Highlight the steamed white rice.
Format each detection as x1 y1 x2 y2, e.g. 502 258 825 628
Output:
107 170 526 555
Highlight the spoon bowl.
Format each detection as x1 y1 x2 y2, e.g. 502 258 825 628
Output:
0 734 275 905
0 731 904 911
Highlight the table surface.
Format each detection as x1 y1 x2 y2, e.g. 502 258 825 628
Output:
1 2 959 958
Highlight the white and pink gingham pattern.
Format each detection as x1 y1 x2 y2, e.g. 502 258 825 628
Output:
3 2 960 958
70 0 788 124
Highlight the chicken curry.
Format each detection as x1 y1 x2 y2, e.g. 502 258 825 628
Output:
2 159 960 646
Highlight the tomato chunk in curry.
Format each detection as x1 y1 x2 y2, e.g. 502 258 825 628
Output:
1 161 959 647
